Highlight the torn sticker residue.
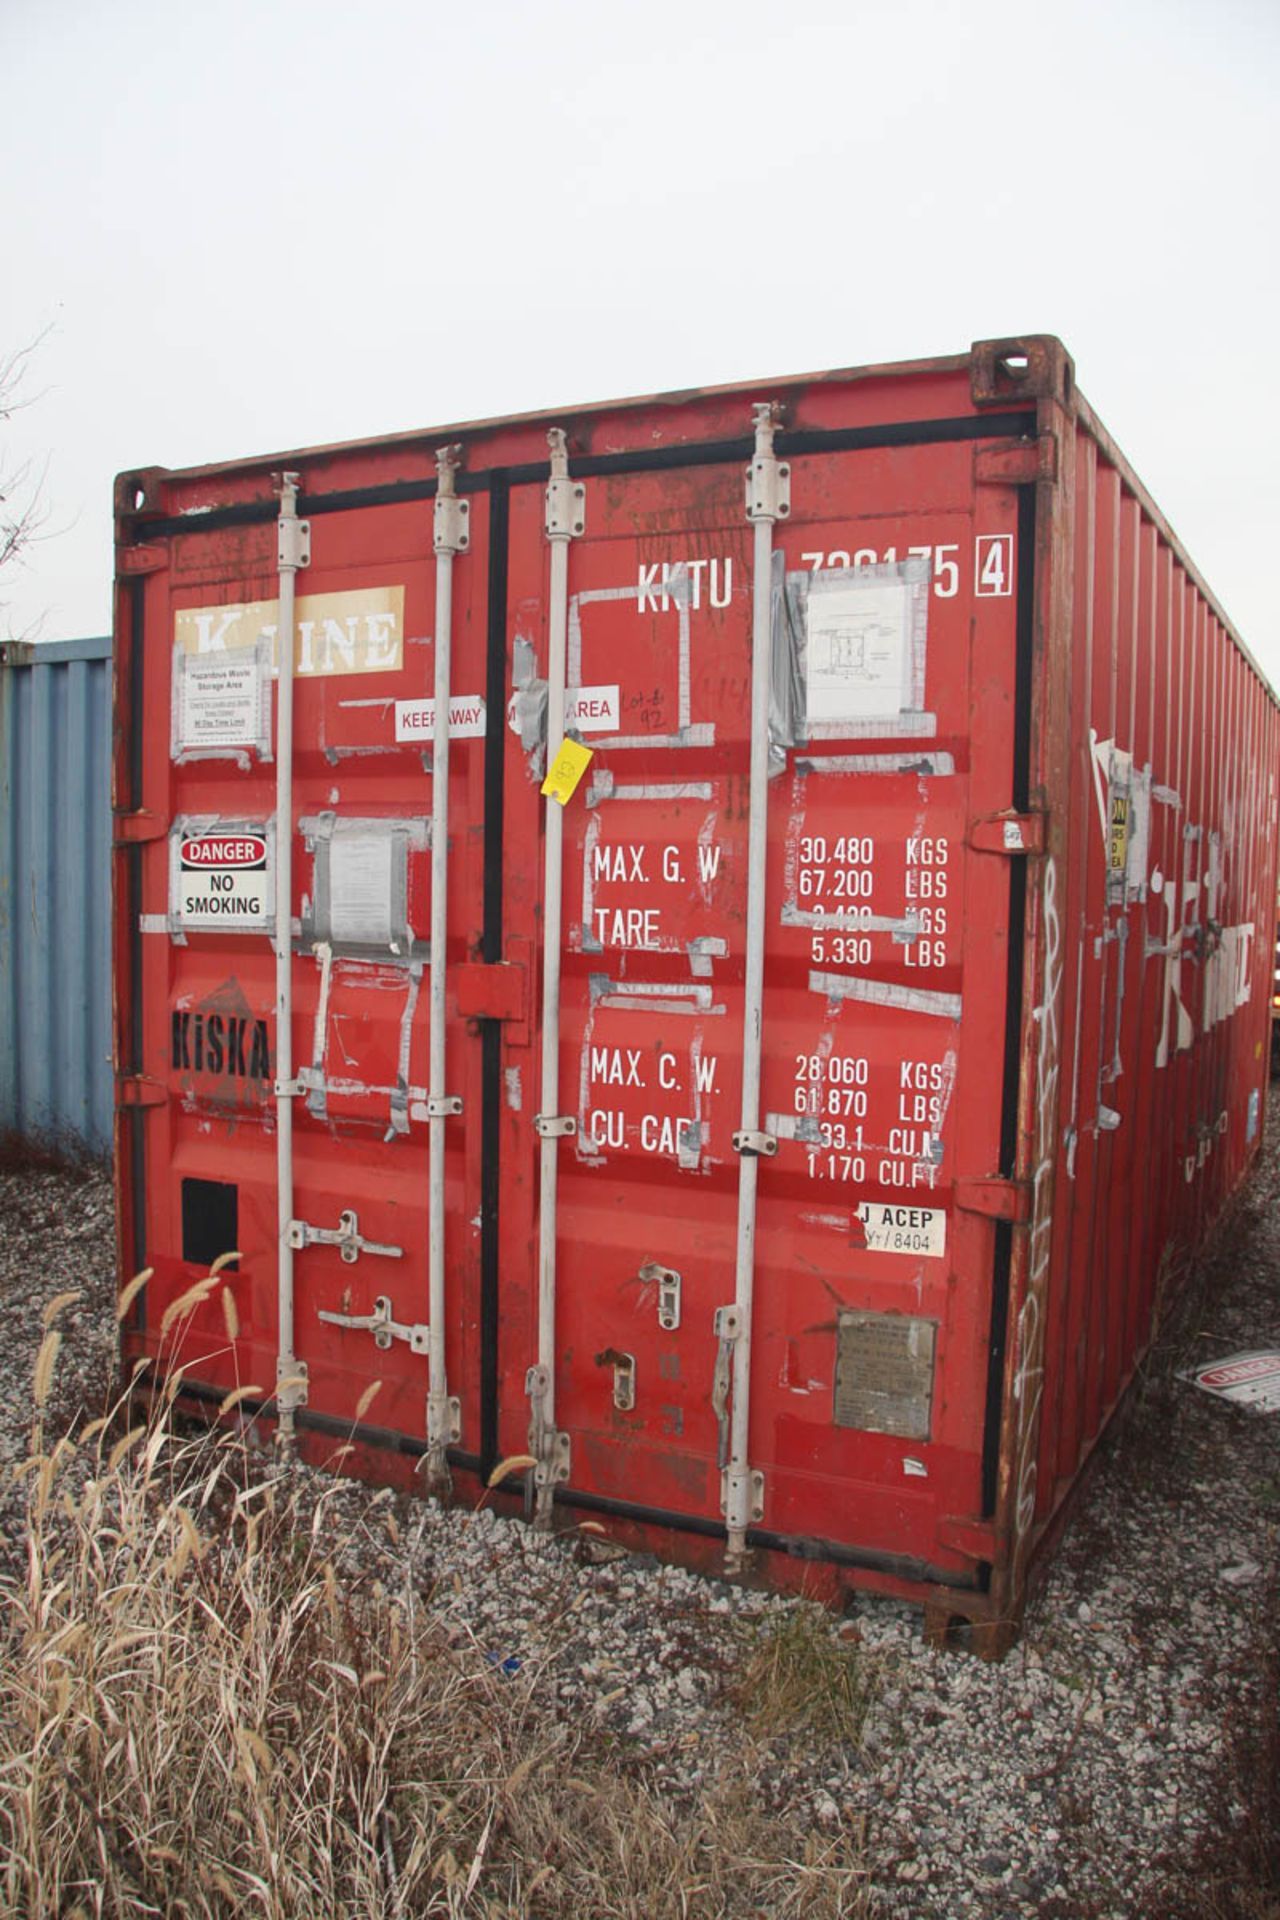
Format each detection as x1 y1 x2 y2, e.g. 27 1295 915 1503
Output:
677 1118 704 1171
1089 736 1154 904
509 636 549 770
782 901 918 939
387 963 422 1139
809 971 961 1022
796 751 956 777
687 936 728 978
769 549 805 770
766 1112 825 1145
588 976 725 1018
1127 765 1151 896
306 942 335 1119
568 576 715 751
1182 1350 1280 1414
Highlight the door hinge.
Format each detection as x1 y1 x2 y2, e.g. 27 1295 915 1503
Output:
117 1075 167 1109
732 1127 777 1158
954 1175 1031 1224
938 1514 1006 1562
116 543 169 575
721 1465 765 1526
277 515 311 571
113 811 167 845
974 434 1058 487
545 428 585 541
454 960 528 1024
968 811 1047 856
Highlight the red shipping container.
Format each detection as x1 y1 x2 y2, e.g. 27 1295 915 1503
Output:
113 336 1279 1653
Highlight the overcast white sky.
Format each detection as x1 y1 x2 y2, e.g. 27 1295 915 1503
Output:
3 0 1277 680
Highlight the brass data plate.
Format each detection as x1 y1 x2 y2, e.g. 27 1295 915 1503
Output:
834 1311 937 1440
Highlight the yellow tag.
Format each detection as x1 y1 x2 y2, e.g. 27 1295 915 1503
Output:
1108 792 1130 873
541 736 594 806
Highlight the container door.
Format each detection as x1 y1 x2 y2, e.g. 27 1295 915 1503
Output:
502 434 1024 1578
122 493 492 1462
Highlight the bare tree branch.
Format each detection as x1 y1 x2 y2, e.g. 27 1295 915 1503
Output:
1 327 55 634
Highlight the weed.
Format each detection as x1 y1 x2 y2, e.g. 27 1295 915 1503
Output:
732 1604 878 1747
0 1335 874 1918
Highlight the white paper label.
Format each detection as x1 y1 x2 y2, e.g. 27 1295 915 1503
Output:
565 684 620 732
175 830 272 930
329 834 394 945
178 653 265 749
395 695 487 741
807 577 911 721
857 1202 947 1257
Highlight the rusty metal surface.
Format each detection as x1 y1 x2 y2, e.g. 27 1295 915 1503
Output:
111 337 1280 1647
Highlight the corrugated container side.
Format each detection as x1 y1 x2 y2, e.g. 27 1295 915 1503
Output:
1004 383 1280 1639
0 637 114 1156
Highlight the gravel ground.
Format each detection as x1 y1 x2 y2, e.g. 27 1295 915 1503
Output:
1 1138 1276 1918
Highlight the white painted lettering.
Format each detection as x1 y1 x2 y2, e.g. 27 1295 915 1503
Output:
592 844 648 884
364 611 399 667
593 907 662 948
589 1046 644 1088
193 608 241 654
589 1109 625 1148
636 558 733 614
637 564 660 614
641 1113 692 1155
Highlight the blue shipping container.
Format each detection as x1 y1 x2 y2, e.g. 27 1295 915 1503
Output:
0 635 113 1156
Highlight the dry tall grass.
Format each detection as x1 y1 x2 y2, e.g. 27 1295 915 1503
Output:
0 1304 873 1919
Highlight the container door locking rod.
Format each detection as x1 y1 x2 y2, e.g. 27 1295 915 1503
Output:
318 1294 427 1353
425 445 469 1489
723 405 789 1567
529 428 585 1523
273 474 311 1445
290 1208 404 1263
